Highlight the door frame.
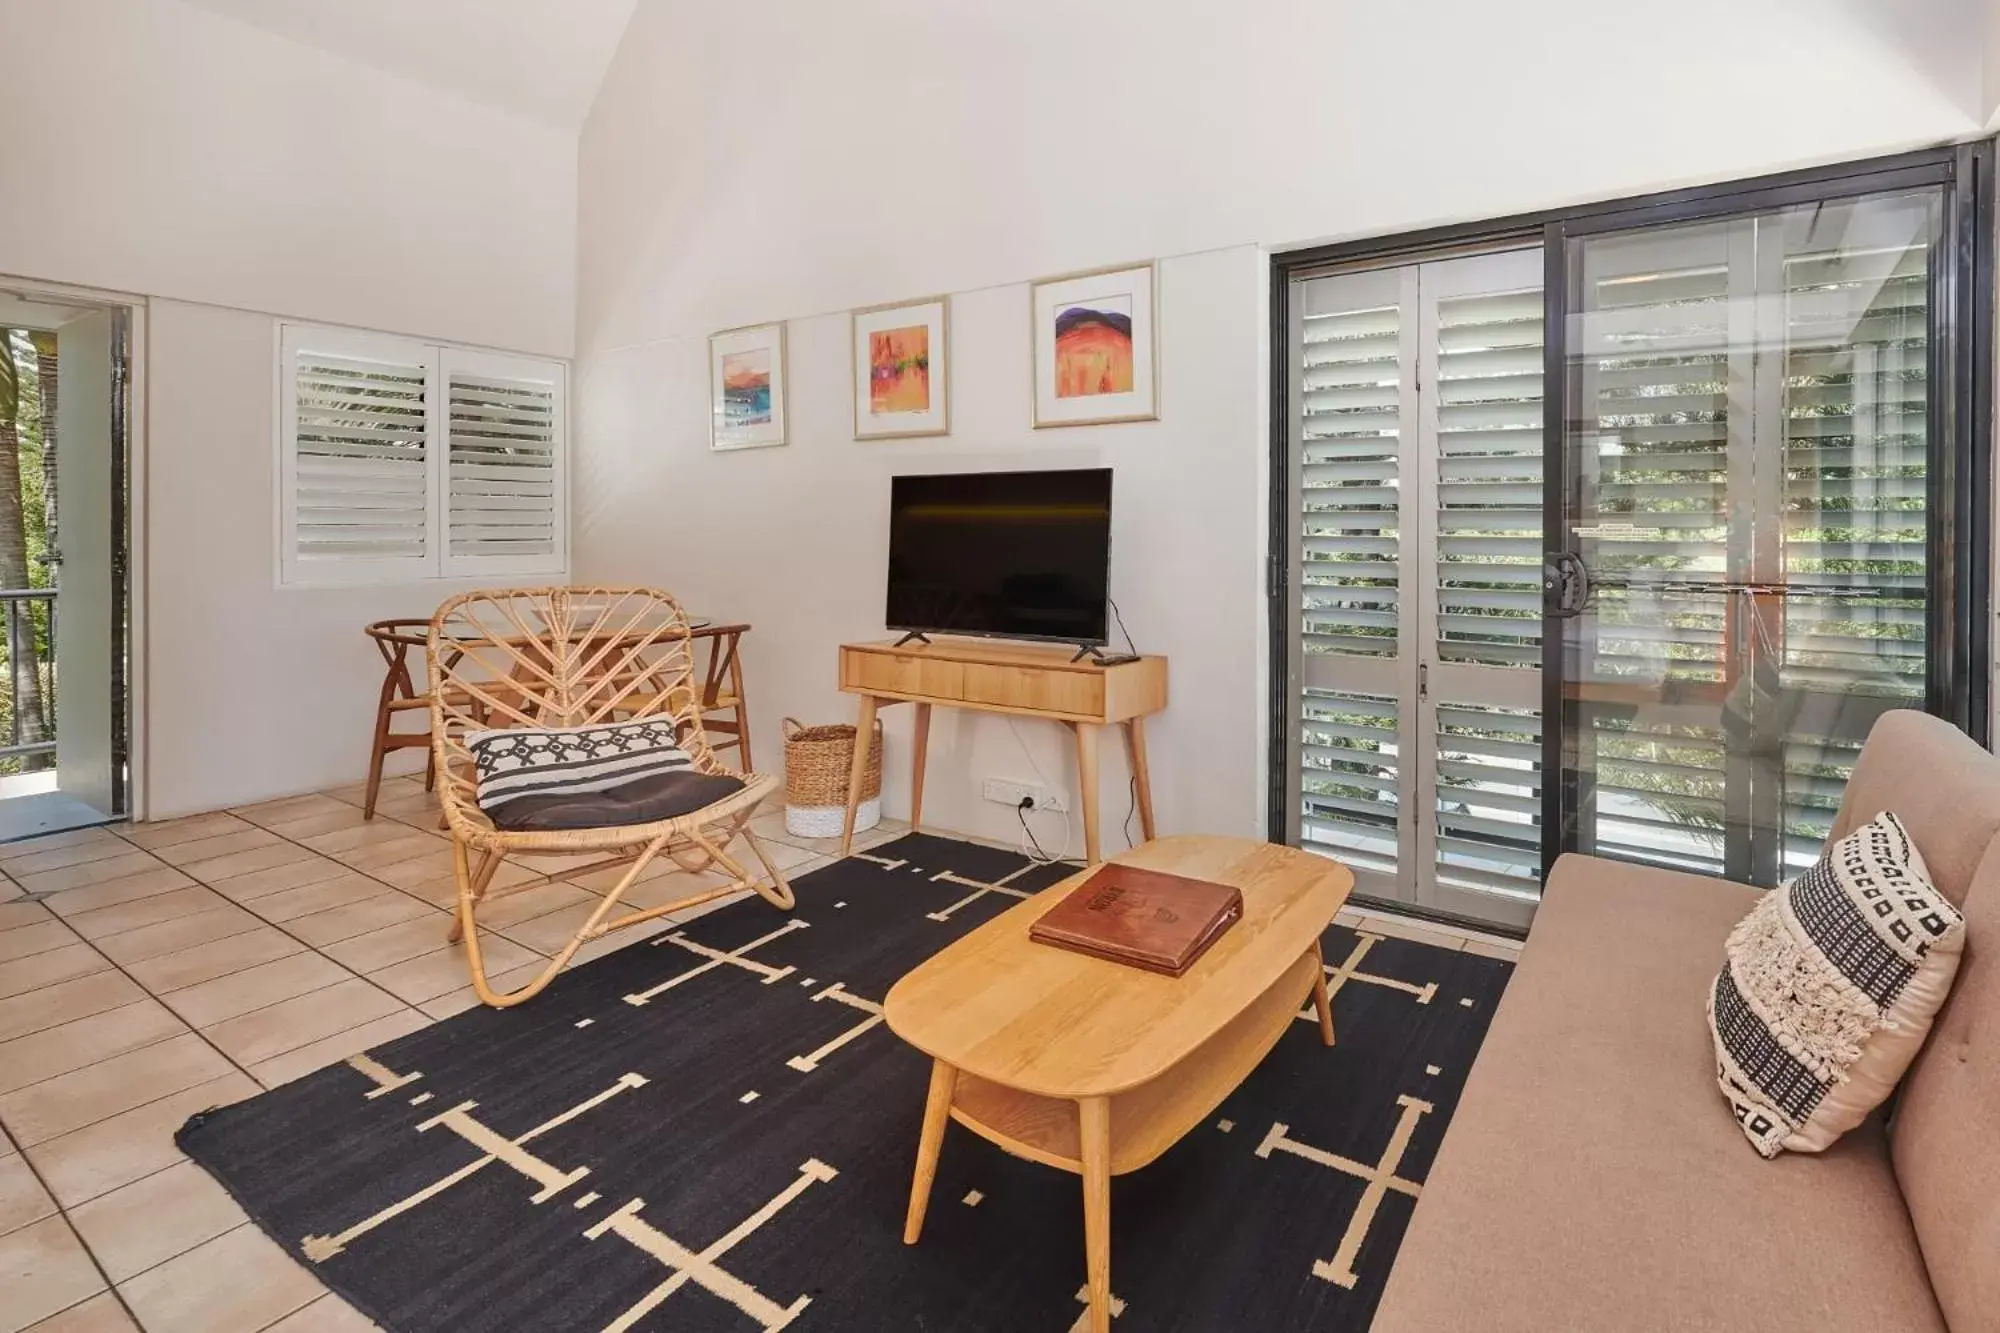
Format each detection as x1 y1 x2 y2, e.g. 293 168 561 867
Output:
1268 141 1993 927
0 274 147 823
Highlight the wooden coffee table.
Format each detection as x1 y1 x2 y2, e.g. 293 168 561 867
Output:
883 835 1353 1333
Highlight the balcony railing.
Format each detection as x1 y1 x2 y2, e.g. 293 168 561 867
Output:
0 587 57 764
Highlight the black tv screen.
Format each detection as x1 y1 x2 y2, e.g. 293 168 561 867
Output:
886 469 1112 645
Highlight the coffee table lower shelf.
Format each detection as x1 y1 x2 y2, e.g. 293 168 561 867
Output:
901 944 1334 1333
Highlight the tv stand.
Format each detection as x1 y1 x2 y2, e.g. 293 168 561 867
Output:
893 630 934 648
837 638 1168 864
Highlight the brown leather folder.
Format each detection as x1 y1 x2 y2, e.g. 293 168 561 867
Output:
1029 863 1244 977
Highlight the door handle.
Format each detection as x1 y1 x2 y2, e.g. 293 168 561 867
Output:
1544 551 1590 618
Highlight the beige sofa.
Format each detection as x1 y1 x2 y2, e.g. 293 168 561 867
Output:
1374 711 2000 1333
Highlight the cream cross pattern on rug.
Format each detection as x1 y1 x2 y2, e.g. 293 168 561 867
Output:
624 919 809 1006
853 851 909 871
303 1067 649 1261
924 864 1038 922
585 1158 838 1332
786 982 885 1073
1067 1285 1127 1331
1254 1093 1433 1289
1293 931 1438 1029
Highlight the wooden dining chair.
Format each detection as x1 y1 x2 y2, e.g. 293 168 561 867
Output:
362 619 437 819
695 623 754 771
429 586 794 1008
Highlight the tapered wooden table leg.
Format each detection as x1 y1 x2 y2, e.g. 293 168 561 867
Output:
1123 715 1156 842
1075 722 1102 865
910 702 932 835
1078 1096 1113 1333
840 693 879 857
1309 940 1335 1047
904 1060 958 1244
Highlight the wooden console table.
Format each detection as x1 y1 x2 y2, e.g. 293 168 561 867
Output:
837 639 1168 863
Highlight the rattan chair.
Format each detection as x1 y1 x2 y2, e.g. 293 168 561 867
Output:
429 586 795 1007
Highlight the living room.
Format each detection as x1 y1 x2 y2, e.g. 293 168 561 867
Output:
0 1 1995 1330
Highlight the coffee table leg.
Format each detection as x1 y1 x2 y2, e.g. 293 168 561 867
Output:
904 1060 958 1244
1079 1096 1112 1333
1310 940 1336 1047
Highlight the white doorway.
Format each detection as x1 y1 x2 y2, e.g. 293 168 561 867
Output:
0 286 136 842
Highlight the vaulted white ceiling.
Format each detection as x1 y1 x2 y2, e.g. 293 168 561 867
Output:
177 0 637 132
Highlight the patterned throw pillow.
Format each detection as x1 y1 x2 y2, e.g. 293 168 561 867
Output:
467 717 696 819
1708 811 1967 1158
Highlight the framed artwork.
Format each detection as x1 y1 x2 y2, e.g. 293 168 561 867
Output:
1031 261 1158 427
852 297 949 439
709 323 788 451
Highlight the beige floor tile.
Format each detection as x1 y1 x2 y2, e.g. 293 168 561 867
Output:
0 1151 57 1236
0 879 20 903
66 1160 248 1284
149 830 280 872
162 954 353 1029
471 880 597 931
257 808 370 842
418 959 550 1019
0 948 112 1005
0 1033 237 1148
299 822 431 857
23 1073 256 1208
334 835 450 875
355 849 460 891
494 901 640 956
1 840 141 879
36 870 198 923
90 906 265 969
244 874 395 926
757 818 910 858
119 814 253 852
0 974 146 1046
0 1216 106 1333
583 866 720 911
0 829 125 866
1357 913 1469 952
560 854 676 894
1463 936 1524 960
20 1290 139 1332
117 1223 324 1333
63 889 228 945
15 854 168 900
200 856 351 905
0 1003 189 1097
122 930 305 996
320 916 458 974
0 922 79 966
396 859 540 906
259 1294 380 1332
367 938 539 1005
247 1008 431 1089
174 841 321 887
228 794 351 829
284 893 436 948
201 979 405 1066
506 850 605 877
0 902 51 933
565 917 674 968
752 836 824 873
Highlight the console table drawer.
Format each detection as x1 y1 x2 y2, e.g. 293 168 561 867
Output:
960 664 1104 717
844 651 965 700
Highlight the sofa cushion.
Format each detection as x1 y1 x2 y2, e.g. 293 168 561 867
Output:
1893 836 2000 1333
1711 812 1966 1158
1830 710 2000 908
1372 854 1945 1333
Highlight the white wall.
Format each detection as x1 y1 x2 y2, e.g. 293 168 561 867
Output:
0 0 580 818
573 0 1985 847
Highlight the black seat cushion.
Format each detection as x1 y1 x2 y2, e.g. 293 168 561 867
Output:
489 769 746 833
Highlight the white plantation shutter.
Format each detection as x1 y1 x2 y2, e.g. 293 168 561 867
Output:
279 326 567 586
442 351 565 577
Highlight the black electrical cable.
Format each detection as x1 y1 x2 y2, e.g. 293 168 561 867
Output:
1108 597 1138 656
1017 799 1053 862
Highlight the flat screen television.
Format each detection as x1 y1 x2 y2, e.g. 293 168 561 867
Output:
885 468 1112 646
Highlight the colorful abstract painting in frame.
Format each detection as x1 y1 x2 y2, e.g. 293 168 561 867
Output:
852 297 949 439
1032 262 1157 427
710 322 788 450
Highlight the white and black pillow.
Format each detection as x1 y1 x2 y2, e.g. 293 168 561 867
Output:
468 717 697 817
1709 810 1967 1158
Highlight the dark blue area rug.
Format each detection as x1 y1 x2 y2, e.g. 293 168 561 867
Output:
178 833 1512 1331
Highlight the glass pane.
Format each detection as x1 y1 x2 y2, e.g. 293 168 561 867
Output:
1558 189 1939 885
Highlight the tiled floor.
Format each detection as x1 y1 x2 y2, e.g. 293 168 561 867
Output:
0 780 1519 1332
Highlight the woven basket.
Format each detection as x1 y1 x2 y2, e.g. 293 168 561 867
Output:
783 718 882 839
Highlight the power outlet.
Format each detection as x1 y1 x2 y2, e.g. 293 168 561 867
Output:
982 777 1070 813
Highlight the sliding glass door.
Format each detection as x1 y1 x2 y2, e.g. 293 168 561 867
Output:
1274 144 1991 930
1548 185 1951 885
